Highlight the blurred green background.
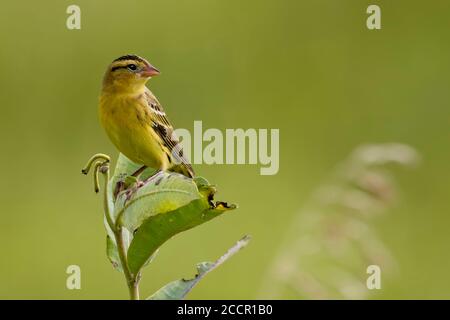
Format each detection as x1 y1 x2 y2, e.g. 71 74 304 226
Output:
0 0 449 299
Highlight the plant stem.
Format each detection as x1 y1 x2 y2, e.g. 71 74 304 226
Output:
116 226 140 300
92 157 141 300
101 165 115 234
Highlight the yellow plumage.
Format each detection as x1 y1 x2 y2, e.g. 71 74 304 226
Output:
99 54 194 178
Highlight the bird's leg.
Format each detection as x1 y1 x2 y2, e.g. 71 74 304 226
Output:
113 173 128 199
114 181 125 199
114 166 146 198
126 165 148 188
114 166 157 199
145 169 162 183
131 165 148 178
118 165 148 191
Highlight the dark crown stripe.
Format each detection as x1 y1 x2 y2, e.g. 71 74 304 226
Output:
111 65 128 72
113 54 145 63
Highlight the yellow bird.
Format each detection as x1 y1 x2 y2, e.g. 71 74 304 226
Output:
99 54 194 181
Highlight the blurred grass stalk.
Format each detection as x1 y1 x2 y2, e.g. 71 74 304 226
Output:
259 143 419 299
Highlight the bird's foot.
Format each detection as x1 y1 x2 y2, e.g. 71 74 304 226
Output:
114 174 148 199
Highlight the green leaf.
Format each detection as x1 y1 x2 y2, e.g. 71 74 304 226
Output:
108 153 159 223
106 236 123 272
115 172 201 232
147 236 251 300
127 197 236 275
108 154 237 275
105 222 133 273
111 154 202 230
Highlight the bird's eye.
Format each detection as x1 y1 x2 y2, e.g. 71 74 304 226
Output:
127 64 137 71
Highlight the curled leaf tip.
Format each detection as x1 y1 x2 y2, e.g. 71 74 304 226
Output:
82 153 111 193
214 201 237 210
82 153 111 175
100 165 109 174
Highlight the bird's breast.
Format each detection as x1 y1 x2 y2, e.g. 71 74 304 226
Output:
99 94 165 168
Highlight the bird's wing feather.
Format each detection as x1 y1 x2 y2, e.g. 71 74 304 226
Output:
142 89 194 177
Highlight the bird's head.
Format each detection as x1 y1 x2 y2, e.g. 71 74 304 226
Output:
103 54 160 93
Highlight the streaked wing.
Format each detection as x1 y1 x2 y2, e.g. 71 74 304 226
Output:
142 89 194 177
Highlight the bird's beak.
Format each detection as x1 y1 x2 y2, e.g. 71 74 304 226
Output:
141 64 160 77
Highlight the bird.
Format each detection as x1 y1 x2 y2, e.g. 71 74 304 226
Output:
99 54 194 184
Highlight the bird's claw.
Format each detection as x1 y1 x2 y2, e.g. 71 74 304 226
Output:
114 175 145 199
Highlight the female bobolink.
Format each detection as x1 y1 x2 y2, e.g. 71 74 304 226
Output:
99 54 194 180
